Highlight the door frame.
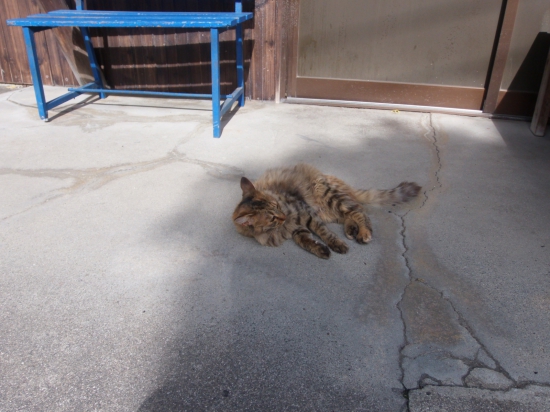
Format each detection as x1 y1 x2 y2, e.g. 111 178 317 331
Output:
279 0 527 115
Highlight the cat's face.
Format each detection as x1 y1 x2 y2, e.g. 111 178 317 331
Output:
233 177 286 233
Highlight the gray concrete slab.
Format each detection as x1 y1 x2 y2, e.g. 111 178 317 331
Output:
1 86 549 411
0 84 23 95
410 385 550 412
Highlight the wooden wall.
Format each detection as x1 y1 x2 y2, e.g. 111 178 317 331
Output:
0 0 78 86
0 0 282 101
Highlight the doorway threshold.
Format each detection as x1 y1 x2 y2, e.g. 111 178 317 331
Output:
284 97 530 122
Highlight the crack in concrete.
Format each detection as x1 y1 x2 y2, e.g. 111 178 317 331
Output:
421 113 442 203
394 113 515 409
2 94 240 222
418 382 550 395
395 212 412 410
0 152 243 222
409 279 519 390
443 289 516 386
395 113 439 409
395 113 550 407
405 346 477 364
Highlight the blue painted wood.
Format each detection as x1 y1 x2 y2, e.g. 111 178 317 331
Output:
6 1 252 137
22 27 47 120
23 11 252 18
45 91 84 111
49 11 242 16
220 87 244 117
71 0 242 12
8 13 252 28
44 83 97 112
80 27 105 98
236 23 244 107
211 28 221 138
67 86 232 100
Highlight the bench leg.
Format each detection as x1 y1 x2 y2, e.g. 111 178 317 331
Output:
22 27 48 121
80 27 106 99
211 28 221 138
236 23 245 107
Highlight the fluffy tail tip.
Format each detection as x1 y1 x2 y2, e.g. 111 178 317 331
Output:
396 182 422 202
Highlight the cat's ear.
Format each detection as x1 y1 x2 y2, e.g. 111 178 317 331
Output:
234 213 254 226
240 177 256 197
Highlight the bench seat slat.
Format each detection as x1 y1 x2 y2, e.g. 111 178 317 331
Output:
8 12 253 28
49 11 239 16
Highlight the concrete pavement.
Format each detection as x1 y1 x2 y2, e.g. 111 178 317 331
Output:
1 86 549 411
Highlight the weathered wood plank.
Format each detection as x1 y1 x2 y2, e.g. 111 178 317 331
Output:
1 0 32 83
17 0 56 86
262 0 276 100
35 0 94 86
249 0 264 99
530 47 550 136
0 1 18 83
283 0 299 99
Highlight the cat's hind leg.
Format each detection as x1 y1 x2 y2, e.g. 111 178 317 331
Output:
316 178 373 244
335 198 373 244
343 212 373 244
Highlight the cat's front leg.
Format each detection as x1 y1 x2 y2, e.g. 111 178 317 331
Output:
307 216 349 254
292 228 331 259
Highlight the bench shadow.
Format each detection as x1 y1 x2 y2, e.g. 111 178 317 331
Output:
47 95 101 121
46 94 221 122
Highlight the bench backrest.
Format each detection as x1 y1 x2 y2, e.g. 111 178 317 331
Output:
75 0 243 13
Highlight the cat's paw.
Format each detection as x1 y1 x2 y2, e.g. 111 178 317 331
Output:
328 238 349 254
344 220 358 240
356 227 372 244
312 242 331 259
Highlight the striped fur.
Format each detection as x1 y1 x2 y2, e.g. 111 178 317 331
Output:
232 164 421 259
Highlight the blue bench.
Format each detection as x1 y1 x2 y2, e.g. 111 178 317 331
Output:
7 0 253 137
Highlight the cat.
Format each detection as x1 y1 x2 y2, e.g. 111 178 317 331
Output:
232 163 421 259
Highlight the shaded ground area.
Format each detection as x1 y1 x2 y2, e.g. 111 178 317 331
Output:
0 86 549 411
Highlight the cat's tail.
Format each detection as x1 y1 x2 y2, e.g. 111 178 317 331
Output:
355 182 422 205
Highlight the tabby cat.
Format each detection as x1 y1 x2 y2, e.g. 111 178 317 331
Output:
232 164 421 259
